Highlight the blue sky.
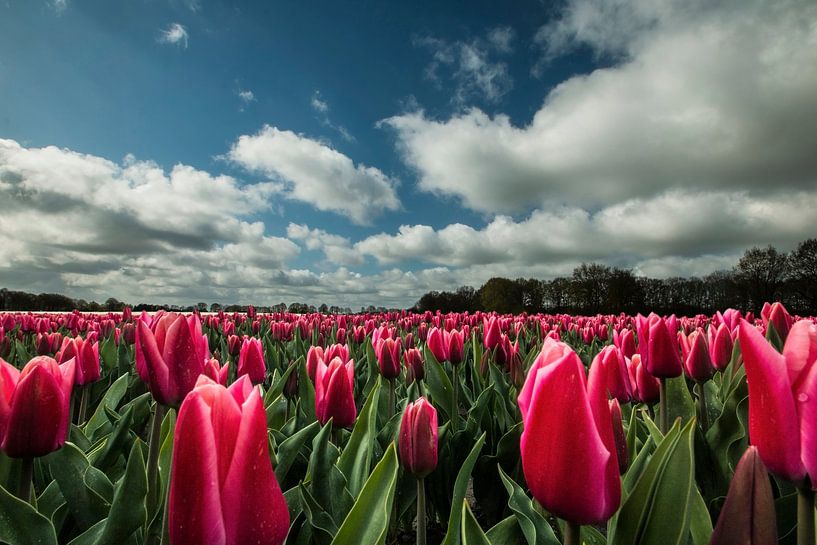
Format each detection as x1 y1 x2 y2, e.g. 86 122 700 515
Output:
1 0 816 307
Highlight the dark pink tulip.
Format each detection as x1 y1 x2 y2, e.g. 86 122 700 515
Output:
203 358 229 386
238 338 266 384
315 357 356 428
426 327 448 363
121 323 136 345
628 354 660 404
399 397 438 478
738 320 817 485
762 302 793 342
135 314 208 407
591 346 633 403
710 323 734 371
57 336 100 386
684 330 714 383
306 346 324 383
168 376 289 545
483 317 502 351
709 446 776 545
519 339 620 525
323 343 350 365
35 333 51 356
646 315 682 378
404 348 424 382
609 399 628 474
376 338 401 379
447 329 464 365
614 328 636 359
227 335 242 357
0 356 75 458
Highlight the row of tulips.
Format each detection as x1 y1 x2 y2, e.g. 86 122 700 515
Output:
0 302 814 545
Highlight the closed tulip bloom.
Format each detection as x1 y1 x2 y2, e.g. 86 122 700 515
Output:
376 338 402 379
227 335 242 357
306 346 324 383
710 323 734 371
426 327 448 363
399 398 438 478
0 356 75 458
762 302 793 342
203 358 229 386
35 333 51 356
404 348 424 382
614 328 637 359
738 320 817 485
447 329 464 365
238 338 266 384
646 315 682 378
323 343 350 365
57 337 100 386
628 354 661 404
168 375 289 545
136 314 208 407
592 346 633 403
483 317 502 351
519 339 620 525
684 330 715 383
709 446 776 545
315 357 356 428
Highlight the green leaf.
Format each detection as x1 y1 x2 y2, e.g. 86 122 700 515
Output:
687 484 713 545
45 443 111 530
157 408 176 504
441 432 486 545
663 376 696 427
95 440 148 545
338 377 382 498
330 442 400 545
299 485 338 545
307 422 353 523
99 335 118 372
461 500 491 545
275 421 321 484
496 466 559 545
85 374 129 442
423 346 454 421
486 516 523 545
610 418 696 545
0 484 58 545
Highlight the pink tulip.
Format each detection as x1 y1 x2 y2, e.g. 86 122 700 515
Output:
709 323 734 371
683 330 714 383
0 356 75 458
643 315 682 378
238 338 266 384
426 327 448 363
376 338 401 379
56 336 100 386
315 357 356 428
447 329 464 365
738 320 817 485
483 317 502 351
404 348 424 382
519 339 620 525
398 397 438 478
591 346 633 403
168 376 289 545
203 358 229 386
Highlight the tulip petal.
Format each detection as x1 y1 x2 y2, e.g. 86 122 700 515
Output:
2 363 67 457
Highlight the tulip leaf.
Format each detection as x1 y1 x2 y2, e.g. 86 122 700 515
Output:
99 335 117 371
580 526 607 545
330 442 399 545
497 465 560 545
297 359 317 423
299 484 339 545
609 418 696 545
0 483 58 545
307 422 354 523
461 500 491 545
486 515 524 545
45 443 111 530
687 483 712 545
441 432 486 545
338 377 382 498
94 440 148 545
423 346 454 420
156 407 176 516
87 404 134 470
275 421 321 484
85 374 128 442
664 375 696 427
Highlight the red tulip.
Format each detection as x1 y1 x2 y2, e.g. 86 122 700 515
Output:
227 335 242 357
203 358 229 386
399 397 438 478
519 339 620 525
761 302 793 342
614 328 636 359
683 330 714 383
135 314 208 407
426 327 448 363
238 338 266 384
738 320 817 485
591 346 633 403
483 317 502 351
644 315 682 378
306 346 324 383
447 329 464 365
376 338 401 379
709 323 734 371
323 344 350 366
709 446 776 545
404 348 424 382
627 354 660 404
0 356 75 458
56 336 100 386
315 357 356 428
168 375 289 545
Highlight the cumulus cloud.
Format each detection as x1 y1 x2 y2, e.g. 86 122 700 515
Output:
287 223 364 266
414 26 515 104
386 0 817 214
228 125 399 224
310 91 354 142
158 23 189 48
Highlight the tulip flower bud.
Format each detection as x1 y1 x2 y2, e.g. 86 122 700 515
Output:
709 323 733 371
169 376 289 545
628 354 660 404
238 337 266 384
646 315 682 378
227 334 242 357
57 337 100 386
121 323 136 345
399 398 438 478
0 356 75 458
376 338 402 379
683 330 714 383
283 362 299 400
404 348 424 383
483 317 502 351
709 446 776 545
762 302 793 342
35 333 51 356
315 357 356 428
447 330 464 365
203 358 229 386
306 346 324 383
426 327 448 363
592 346 633 403
479 349 491 378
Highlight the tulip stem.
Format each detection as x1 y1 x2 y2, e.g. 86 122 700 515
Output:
697 383 709 435
18 457 33 503
797 485 815 545
563 521 581 545
659 378 668 435
452 364 459 428
77 384 90 426
146 403 167 520
417 477 426 545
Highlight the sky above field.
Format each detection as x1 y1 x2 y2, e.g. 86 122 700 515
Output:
1 0 816 308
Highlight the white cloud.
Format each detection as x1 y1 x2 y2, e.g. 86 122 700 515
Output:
51 0 68 14
414 27 515 104
287 223 364 266
228 125 399 224
387 0 817 214
310 91 354 142
310 91 329 114
158 23 189 48
238 89 255 103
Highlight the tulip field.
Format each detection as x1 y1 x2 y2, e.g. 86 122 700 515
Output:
0 303 816 545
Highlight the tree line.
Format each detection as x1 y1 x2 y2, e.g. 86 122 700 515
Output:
413 239 817 315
